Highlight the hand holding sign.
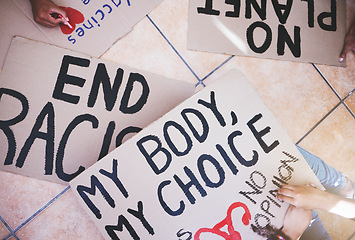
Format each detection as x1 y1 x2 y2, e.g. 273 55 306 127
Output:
339 2 355 62
29 0 67 27
70 69 323 240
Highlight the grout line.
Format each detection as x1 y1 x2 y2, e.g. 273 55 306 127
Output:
194 81 205 88
201 55 235 82
194 55 234 88
12 186 71 234
3 234 20 240
0 215 20 240
312 63 355 118
146 14 201 84
296 101 341 145
299 64 355 145
296 86 355 145
312 63 342 100
3 233 20 240
347 231 355 240
0 215 14 236
342 87 355 119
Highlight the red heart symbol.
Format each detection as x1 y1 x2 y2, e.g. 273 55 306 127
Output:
59 7 84 34
194 202 251 240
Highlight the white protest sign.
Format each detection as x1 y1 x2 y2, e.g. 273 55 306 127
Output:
188 0 346 66
0 37 195 184
0 0 164 68
70 69 322 240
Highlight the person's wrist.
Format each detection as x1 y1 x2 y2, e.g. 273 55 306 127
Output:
317 191 339 212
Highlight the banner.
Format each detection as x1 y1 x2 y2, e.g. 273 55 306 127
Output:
0 37 194 184
188 0 346 66
70 69 322 240
0 0 164 68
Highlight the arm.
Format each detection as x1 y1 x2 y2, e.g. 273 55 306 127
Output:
278 185 355 219
339 0 355 62
282 205 312 240
29 0 68 28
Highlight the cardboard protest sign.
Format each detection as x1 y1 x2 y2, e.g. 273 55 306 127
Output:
188 0 346 66
70 69 322 240
0 37 195 184
0 0 164 68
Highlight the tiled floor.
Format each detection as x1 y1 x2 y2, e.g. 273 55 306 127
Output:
1 0 354 239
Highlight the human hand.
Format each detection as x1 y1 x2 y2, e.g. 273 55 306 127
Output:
29 0 68 28
282 205 312 240
277 184 328 210
339 22 355 62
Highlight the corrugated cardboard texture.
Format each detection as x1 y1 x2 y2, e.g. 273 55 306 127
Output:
70 69 322 240
188 0 346 66
0 0 164 68
0 37 195 184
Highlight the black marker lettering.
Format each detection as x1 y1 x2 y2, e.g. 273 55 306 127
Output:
163 121 192 157
127 201 155 235
225 0 240 18
216 144 239 175
271 0 293 24
99 121 115 160
99 159 129 198
197 154 225 188
245 0 266 20
181 108 209 143
52 55 90 104
77 175 115 219
198 91 226 127
228 130 259 167
56 114 98 181
177 229 193 240
116 126 141 147
105 215 138 240
301 0 315 28
88 65 123 111
317 0 337 31
247 21 272 54
158 180 185 216
197 0 220 16
174 166 207 204
120 72 149 114
0 88 29 165
247 113 279 154
137 135 172 175
277 25 301 57
16 102 55 175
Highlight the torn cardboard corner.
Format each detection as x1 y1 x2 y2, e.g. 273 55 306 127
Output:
188 0 346 67
0 0 164 69
0 36 195 184
70 69 322 240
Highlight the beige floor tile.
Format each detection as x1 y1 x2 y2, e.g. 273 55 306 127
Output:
17 188 104 240
148 0 232 79
315 51 355 99
0 171 65 229
200 57 340 143
100 15 197 85
298 105 355 239
298 105 355 179
317 210 355 240
0 220 10 239
345 90 355 114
